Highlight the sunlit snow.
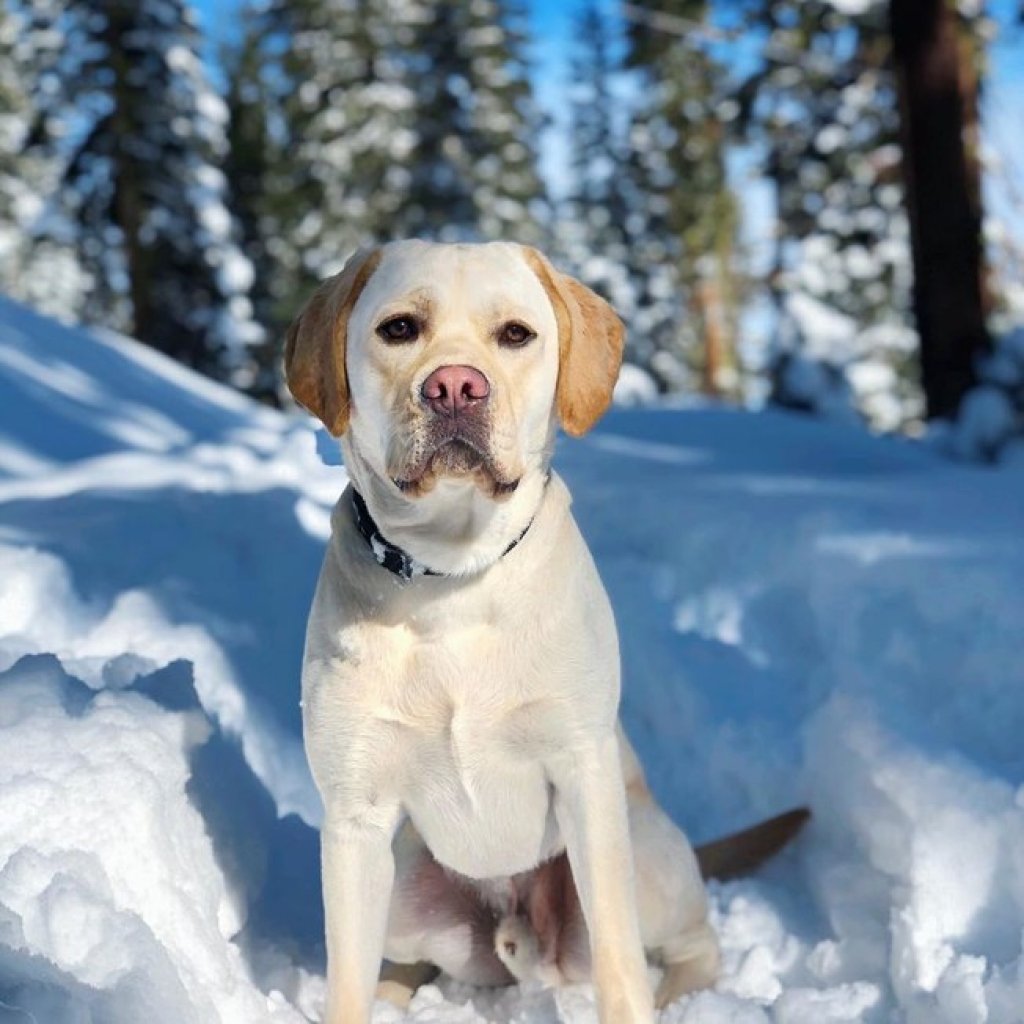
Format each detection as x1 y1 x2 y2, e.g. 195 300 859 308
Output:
1 298 1022 1022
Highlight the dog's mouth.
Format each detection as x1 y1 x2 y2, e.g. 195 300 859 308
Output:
428 438 485 474
390 422 520 500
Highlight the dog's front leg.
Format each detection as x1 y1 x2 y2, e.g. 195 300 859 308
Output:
549 734 654 1024
321 804 400 1024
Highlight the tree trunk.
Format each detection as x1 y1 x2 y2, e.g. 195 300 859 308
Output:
696 275 732 398
890 0 990 420
107 12 151 349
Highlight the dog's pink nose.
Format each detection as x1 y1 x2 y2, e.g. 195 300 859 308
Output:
420 365 490 416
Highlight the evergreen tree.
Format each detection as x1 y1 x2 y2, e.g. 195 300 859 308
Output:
0 1 26 250
623 0 740 394
252 0 546 343
461 0 547 243
273 0 424 285
558 0 636 339
569 3 624 223
0 1 38 294
224 3 286 400
399 0 547 244
0 0 86 318
394 1 476 240
737 0 921 428
46 0 262 381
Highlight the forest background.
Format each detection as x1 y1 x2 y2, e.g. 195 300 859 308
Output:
3 0 1024 454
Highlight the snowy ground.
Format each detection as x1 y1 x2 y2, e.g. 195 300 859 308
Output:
0 295 1022 1024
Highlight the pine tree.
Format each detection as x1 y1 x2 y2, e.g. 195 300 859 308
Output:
558 0 636 339
623 0 740 394
46 0 262 381
0 0 86 318
224 3 286 400
569 3 624 224
738 0 922 429
256 0 546 329
393 1 476 240
0 1 25 244
272 0 425 284
398 0 547 244
461 0 547 243
0 1 38 294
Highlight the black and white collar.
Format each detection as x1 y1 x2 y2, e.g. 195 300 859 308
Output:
350 488 533 581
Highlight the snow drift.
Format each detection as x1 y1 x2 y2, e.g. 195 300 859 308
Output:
0 295 1022 1023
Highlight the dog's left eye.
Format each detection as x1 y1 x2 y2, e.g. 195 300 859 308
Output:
377 316 420 343
498 321 535 347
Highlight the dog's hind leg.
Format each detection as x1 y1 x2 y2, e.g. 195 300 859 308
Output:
653 923 720 1008
382 823 514 991
625 789 721 1007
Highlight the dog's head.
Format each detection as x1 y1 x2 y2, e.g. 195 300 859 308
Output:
284 241 623 502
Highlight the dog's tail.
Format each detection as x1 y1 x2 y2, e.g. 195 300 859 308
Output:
694 807 810 881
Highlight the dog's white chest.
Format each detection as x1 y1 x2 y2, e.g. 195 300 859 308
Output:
351 625 569 877
399 699 564 878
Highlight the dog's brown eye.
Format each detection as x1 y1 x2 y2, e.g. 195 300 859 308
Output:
377 316 420 343
499 321 535 348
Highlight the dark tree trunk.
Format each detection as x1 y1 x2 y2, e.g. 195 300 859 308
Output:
107 11 152 350
890 0 990 420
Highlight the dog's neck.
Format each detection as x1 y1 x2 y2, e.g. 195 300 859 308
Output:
341 440 551 577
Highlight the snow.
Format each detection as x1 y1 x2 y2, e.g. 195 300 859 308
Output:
614 363 660 406
776 291 923 432
0 654 306 1023
949 386 1018 461
1 297 1023 1022
786 288 857 361
948 324 1024 462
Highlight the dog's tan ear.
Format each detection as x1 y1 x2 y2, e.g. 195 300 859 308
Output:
523 248 625 436
284 248 382 436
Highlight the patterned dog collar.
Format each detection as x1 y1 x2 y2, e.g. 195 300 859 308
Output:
350 489 532 581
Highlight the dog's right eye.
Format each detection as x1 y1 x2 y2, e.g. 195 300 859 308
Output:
377 316 420 343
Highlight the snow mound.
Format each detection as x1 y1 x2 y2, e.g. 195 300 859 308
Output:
0 295 344 826
0 652 308 1023
1 296 1023 1022
948 325 1024 462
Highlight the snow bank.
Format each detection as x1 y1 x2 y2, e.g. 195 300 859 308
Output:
804 699 1024 1024
0 652 309 1023
0 299 334 1019
1 297 1023 1022
0 296 344 826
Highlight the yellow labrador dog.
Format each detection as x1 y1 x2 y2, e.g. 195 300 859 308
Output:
285 241 805 1024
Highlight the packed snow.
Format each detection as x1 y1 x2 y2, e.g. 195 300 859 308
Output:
0 296 1023 1023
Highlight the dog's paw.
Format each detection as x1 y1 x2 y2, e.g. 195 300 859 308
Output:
494 913 542 982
